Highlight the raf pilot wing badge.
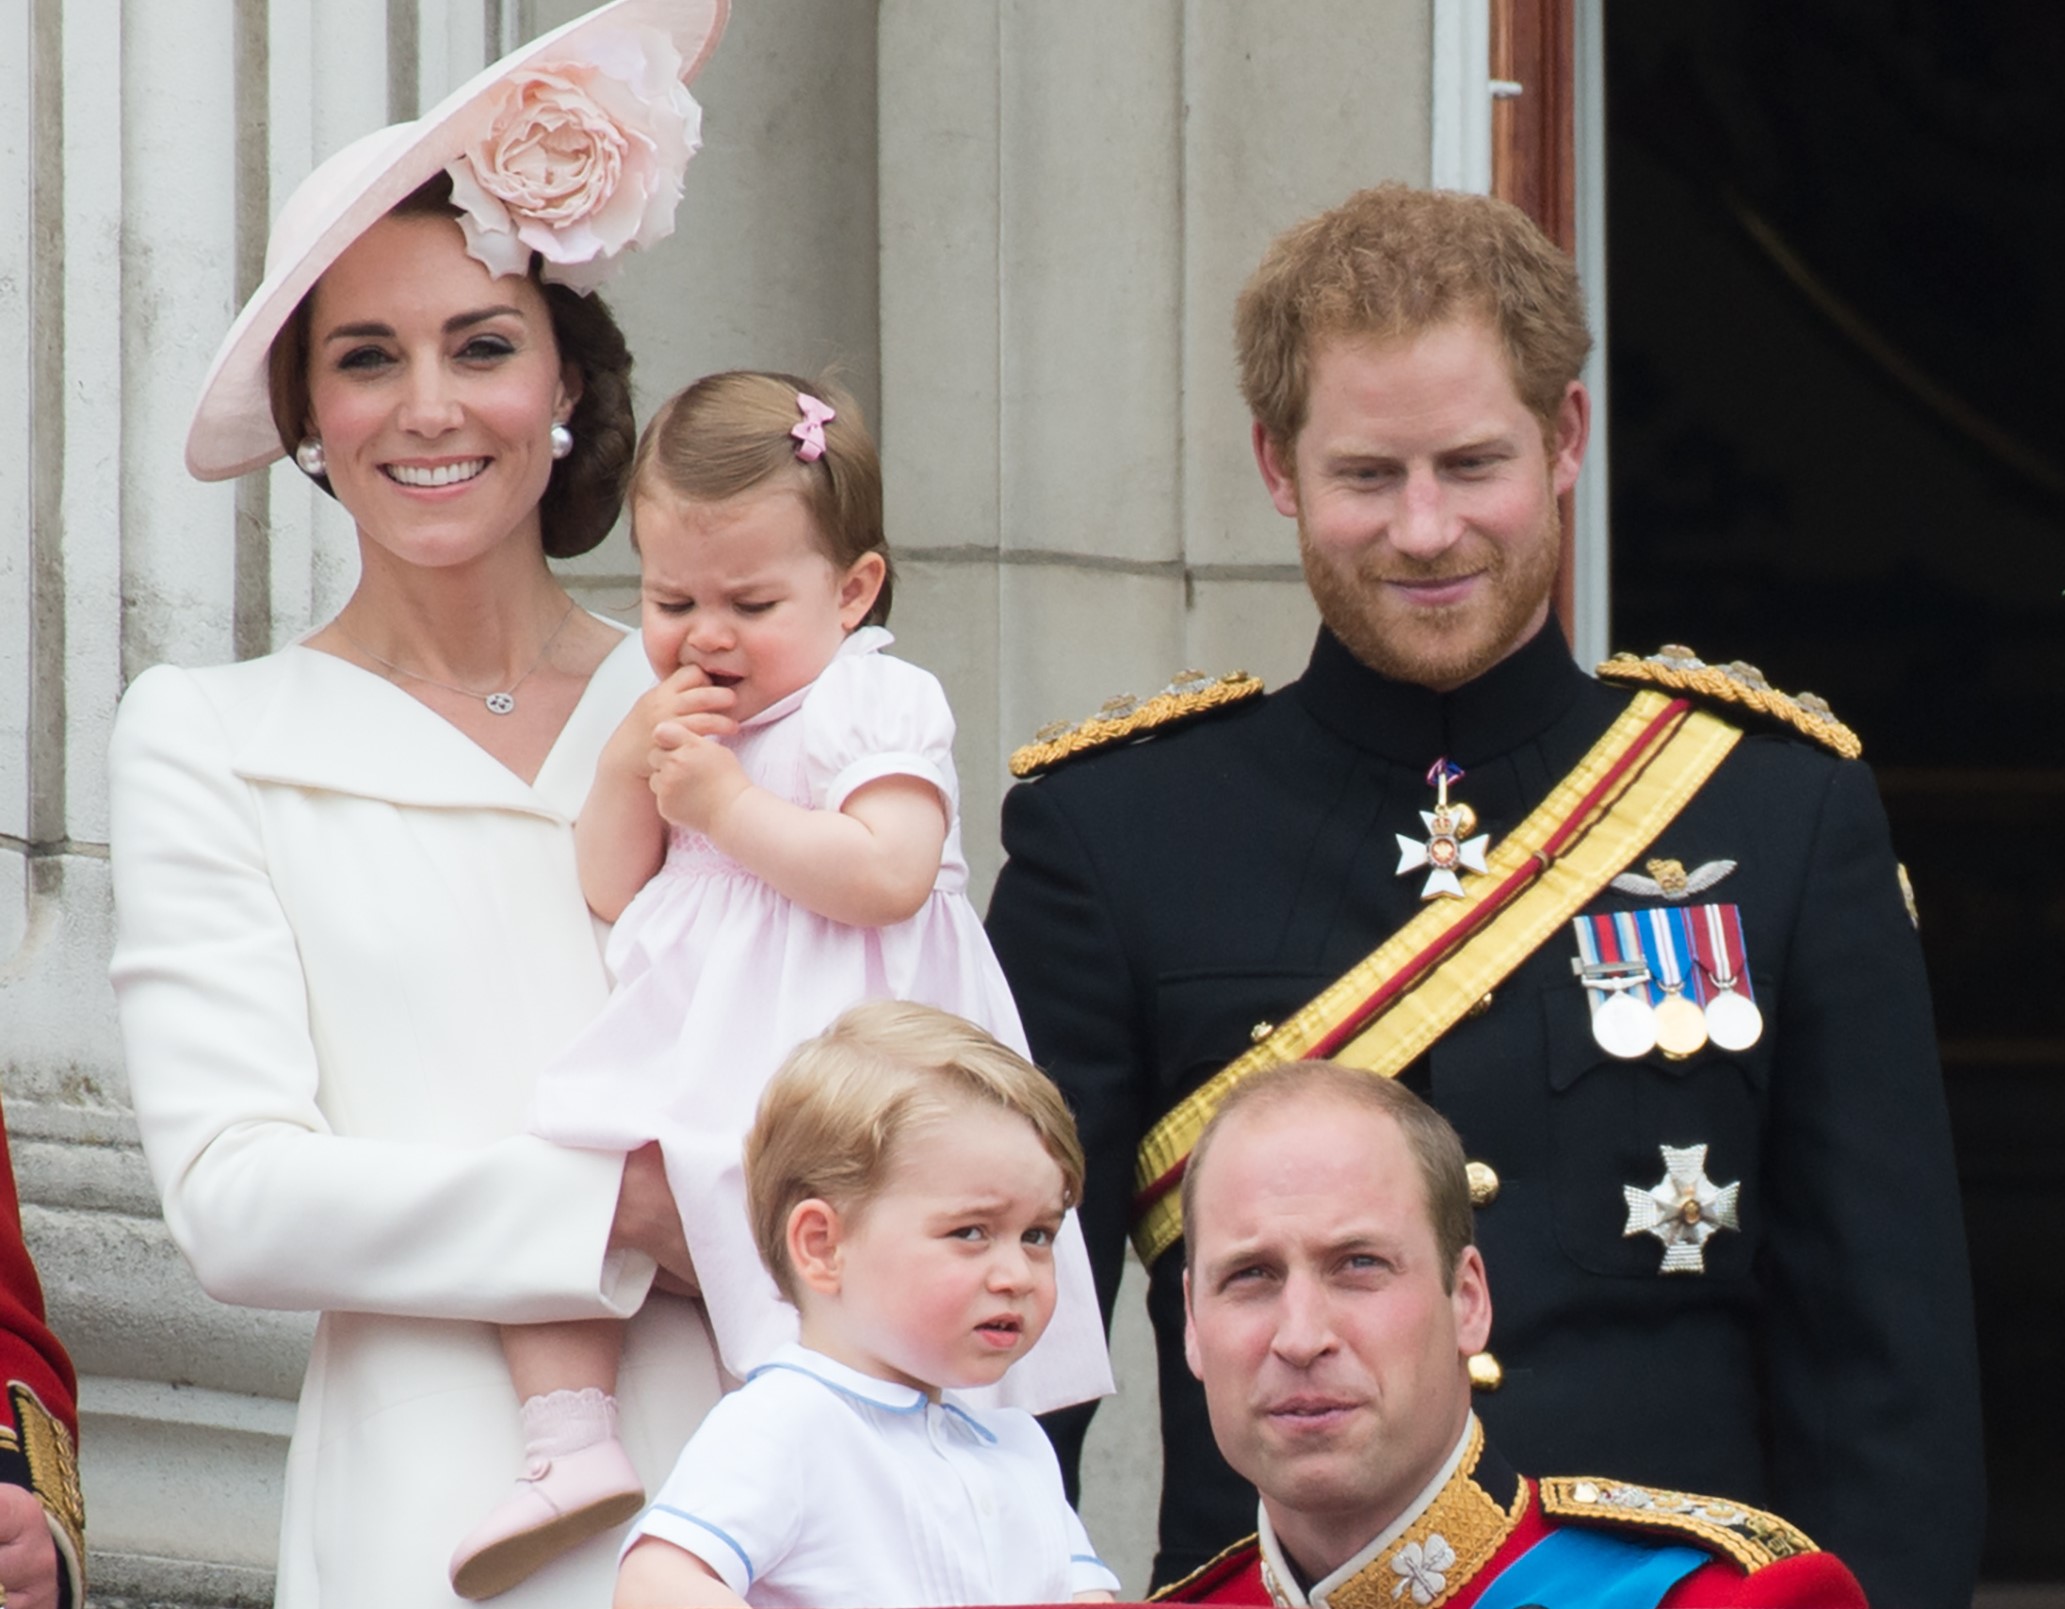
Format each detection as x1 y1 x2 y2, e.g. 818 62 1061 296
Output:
1610 857 1737 900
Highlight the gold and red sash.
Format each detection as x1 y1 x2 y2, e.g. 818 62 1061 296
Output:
1130 691 1741 1265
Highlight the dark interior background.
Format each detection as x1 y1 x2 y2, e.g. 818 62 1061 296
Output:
1605 0 2065 1581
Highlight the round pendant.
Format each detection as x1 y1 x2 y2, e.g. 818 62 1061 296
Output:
1704 988 1764 1052
1591 989 1657 1059
1653 993 1710 1058
485 692 517 715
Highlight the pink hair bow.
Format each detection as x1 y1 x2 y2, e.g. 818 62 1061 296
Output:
791 393 836 462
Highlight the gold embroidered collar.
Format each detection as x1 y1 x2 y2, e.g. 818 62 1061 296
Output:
1260 1419 1528 1609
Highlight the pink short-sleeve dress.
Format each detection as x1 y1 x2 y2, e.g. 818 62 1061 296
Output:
532 627 1111 1414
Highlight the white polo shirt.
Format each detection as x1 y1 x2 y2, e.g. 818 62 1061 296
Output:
628 1345 1118 1606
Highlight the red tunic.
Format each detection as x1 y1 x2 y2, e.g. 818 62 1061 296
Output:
1161 1501 1863 1609
1 1097 85 1604
1157 1428 1864 1609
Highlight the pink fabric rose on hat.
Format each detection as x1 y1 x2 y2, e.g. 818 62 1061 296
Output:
446 23 701 293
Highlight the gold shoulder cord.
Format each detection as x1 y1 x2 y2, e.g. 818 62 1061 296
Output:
1010 670 1265 778
1537 1476 1820 1571
1597 646 1861 759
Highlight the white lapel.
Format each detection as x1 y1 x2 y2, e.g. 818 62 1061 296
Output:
230 627 652 821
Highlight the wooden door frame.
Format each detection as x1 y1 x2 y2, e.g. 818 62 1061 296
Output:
1492 0 1577 255
1495 1 1585 652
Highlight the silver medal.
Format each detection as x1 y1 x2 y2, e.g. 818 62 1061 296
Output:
1591 988 1657 1059
1703 988 1764 1052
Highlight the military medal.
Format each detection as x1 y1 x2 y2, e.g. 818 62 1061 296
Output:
1653 992 1709 1058
1571 913 1658 1059
1592 988 1655 1058
1395 758 1490 901
1640 907 1709 1058
1687 903 1763 1052
1623 1142 1741 1273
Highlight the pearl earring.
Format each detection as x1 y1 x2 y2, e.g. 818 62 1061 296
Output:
549 423 574 461
294 438 327 477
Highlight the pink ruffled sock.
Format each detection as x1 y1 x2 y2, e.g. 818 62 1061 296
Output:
449 1388 643 1599
518 1386 619 1460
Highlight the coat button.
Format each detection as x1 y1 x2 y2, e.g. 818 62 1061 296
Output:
1467 991 1495 1017
1468 1351 1504 1392
1251 1020 1275 1043
1466 1161 1500 1207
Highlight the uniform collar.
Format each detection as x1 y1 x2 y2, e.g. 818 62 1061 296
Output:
1291 622 1587 769
1256 1417 1527 1609
746 1342 997 1444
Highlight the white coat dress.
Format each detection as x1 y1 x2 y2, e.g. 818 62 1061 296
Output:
107 629 725 1609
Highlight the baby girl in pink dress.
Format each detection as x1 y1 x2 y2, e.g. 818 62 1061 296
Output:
449 372 1110 1599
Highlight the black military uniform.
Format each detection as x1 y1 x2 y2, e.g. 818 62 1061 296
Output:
986 622 1982 1609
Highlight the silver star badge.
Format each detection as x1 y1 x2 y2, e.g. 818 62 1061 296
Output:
1623 1143 1740 1273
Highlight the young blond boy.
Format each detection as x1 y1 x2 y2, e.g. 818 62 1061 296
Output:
614 1001 1119 1608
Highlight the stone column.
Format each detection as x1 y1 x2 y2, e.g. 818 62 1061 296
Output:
6 0 310 1599
877 2 1434 1586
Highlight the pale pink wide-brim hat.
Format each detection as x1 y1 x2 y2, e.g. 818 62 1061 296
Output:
186 0 727 481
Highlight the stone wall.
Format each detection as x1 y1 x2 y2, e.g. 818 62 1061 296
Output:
2 0 1448 1597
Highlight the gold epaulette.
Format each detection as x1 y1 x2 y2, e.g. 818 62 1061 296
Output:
1597 646 1861 760
1539 1476 1820 1572
1008 669 1265 779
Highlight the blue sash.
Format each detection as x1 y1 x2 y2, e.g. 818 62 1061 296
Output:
1471 1526 1706 1609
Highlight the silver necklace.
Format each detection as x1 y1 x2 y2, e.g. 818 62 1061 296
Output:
337 599 577 716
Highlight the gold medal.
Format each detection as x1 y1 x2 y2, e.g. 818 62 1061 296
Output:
1653 991 1709 1058
1629 906 1708 1059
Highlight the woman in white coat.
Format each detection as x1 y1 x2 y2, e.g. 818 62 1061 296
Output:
108 5 730 1604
